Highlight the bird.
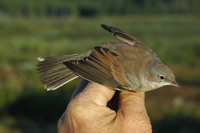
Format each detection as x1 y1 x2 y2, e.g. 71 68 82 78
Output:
37 24 181 91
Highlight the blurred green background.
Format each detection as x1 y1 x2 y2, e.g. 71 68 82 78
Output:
0 0 200 132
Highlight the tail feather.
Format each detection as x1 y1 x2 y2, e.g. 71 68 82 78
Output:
45 74 78 91
39 66 69 77
37 55 78 91
41 72 73 84
40 68 69 81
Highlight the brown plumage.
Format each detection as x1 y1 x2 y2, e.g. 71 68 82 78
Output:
37 24 180 91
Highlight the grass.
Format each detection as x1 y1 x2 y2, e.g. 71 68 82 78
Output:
0 14 200 132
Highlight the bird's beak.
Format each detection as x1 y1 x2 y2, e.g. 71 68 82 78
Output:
170 81 182 89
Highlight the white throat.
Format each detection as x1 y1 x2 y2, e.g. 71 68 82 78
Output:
139 81 170 92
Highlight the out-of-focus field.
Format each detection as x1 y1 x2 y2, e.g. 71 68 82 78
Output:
0 15 199 133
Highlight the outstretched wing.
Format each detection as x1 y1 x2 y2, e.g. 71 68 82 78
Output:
63 46 131 90
101 24 138 45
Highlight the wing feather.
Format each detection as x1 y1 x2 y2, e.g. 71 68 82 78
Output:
101 24 138 45
63 46 131 90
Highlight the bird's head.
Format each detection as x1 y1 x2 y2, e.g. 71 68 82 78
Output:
146 61 181 90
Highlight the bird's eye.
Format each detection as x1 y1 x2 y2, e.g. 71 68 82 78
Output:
159 75 165 80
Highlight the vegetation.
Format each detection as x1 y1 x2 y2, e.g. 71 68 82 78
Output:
0 0 199 17
0 14 199 132
0 0 200 132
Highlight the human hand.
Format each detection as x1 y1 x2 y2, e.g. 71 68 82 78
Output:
57 80 152 133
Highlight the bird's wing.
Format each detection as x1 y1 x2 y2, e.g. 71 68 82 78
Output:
101 24 138 45
63 46 131 90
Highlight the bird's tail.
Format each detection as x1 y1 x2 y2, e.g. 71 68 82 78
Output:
37 55 78 91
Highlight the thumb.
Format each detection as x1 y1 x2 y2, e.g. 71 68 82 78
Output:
72 80 116 107
117 91 150 123
119 91 146 113
116 91 152 132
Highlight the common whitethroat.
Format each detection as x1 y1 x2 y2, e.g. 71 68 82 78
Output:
37 24 181 91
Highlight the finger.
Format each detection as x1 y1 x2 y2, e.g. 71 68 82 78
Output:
118 91 148 119
73 82 116 107
70 79 89 100
116 91 152 133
